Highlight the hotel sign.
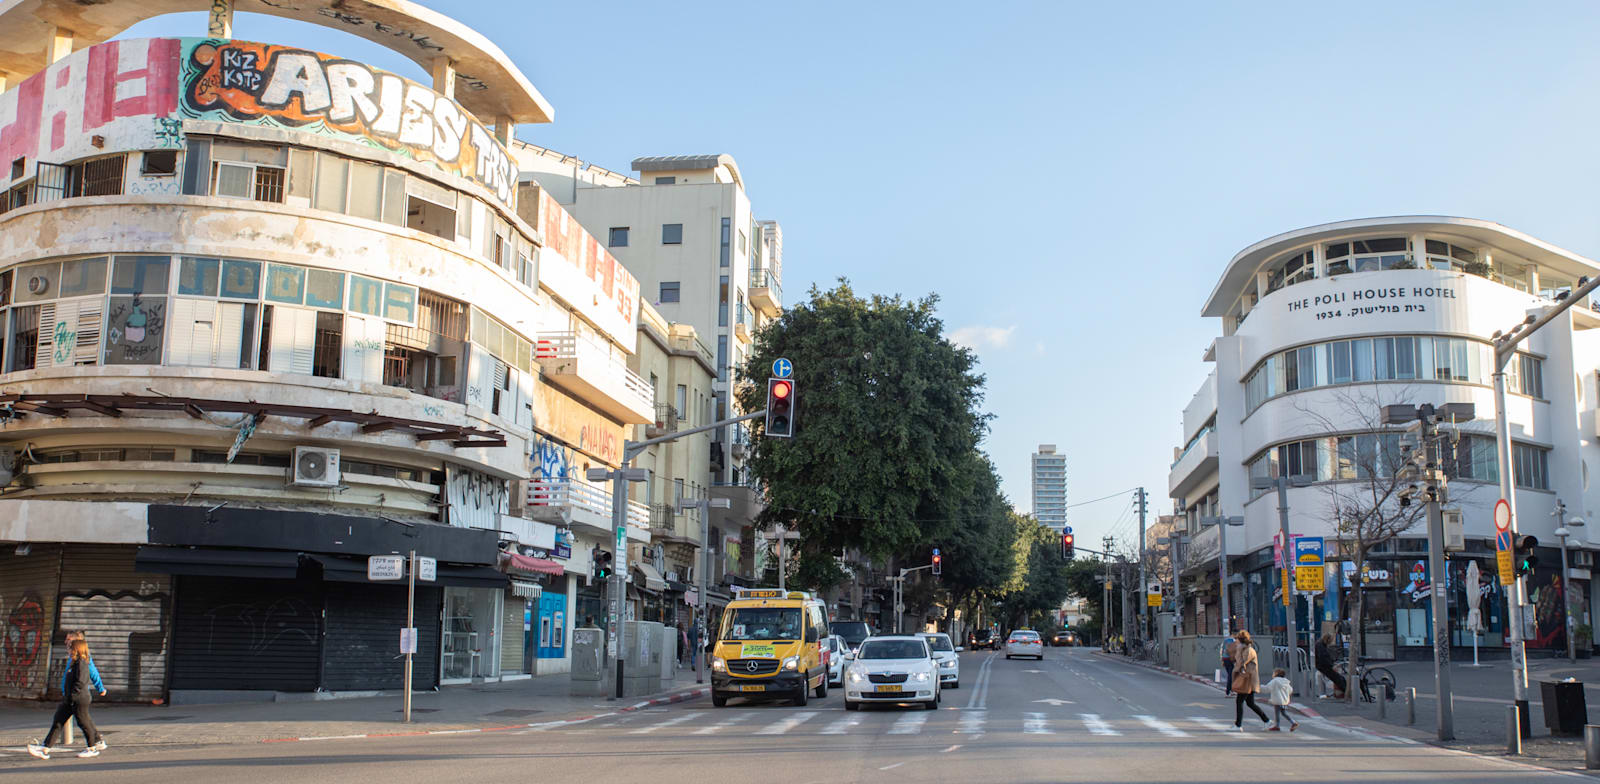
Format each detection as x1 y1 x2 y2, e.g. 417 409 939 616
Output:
1284 283 1459 322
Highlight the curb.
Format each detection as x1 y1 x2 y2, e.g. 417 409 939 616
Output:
259 686 710 744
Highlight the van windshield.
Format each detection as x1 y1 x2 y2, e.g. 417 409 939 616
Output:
723 608 803 641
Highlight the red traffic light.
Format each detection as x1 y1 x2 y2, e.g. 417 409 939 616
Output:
771 380 791 399
1063 534 1074 545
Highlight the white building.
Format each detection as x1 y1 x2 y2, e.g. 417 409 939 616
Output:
1169 216 1600 659
1032 444 1068 529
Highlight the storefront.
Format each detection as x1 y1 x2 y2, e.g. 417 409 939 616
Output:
499 551 568 675
443 586 502 682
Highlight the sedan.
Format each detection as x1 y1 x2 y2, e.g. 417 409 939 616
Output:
1005 630 1044 660
1051 631 1077 647
826 634 849 687
917 632 960 688
844 636 941 711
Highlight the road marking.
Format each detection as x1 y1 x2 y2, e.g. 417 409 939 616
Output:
889 712 930 735
1135 715 1189 737
956 711 986 734
1033 698 1073 706
755 710 818 735
1186 716 1247 737
629 711 703 734
941 744 962 753
879 762 905 771
820 715 863 735
693 713 754 735
1023 712 1053 734
1080 713 1119 736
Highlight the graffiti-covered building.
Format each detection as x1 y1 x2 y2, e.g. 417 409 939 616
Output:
0 0 661 700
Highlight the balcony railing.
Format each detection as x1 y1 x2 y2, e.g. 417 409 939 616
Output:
750 268 782 316
526 479 650 532
647 403 679 438
535 332 655 423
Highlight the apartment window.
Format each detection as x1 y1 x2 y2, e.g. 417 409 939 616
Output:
676 384 688 420
312 311 343 378
719 275 729 327
71 154 127 197
662 223 683 245
1513 443 1551 490
655 176 676 185
717 335 728 381
659 281 681 303
142 150 177 176
1513 354 1544 398
719 217 730 267
9 306 38 372
609 227 630 247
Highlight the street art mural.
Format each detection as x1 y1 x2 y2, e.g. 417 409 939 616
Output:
0 38 182 191
178 39 517 208
1 592 46 696
105 295 167 365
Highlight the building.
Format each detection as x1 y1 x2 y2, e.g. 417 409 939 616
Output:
0 0 659 700
1168 216 1600 659
1032 444 1068 529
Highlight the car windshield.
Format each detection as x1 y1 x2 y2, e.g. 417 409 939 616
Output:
722 608 803 641
858 640 929 659
923 635 954 652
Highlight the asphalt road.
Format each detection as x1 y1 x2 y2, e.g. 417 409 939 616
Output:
0 647 1575 782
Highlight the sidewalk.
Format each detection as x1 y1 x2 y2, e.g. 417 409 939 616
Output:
0 665 709 753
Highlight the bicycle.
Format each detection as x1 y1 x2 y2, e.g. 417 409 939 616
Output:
1332 657 1397 703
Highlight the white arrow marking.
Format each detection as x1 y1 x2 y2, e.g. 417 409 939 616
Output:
1033 698 1074 706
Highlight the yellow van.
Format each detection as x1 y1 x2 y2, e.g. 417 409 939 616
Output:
711 589 830 707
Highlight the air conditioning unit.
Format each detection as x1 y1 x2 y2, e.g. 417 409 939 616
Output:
289 446 341 488
730 442 749 460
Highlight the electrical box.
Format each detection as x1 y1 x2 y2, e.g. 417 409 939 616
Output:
1443 508 1464 552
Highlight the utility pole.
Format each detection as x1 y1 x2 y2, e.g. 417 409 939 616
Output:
1136 488 1148 642
1103 535 1114 647
679 495 732 684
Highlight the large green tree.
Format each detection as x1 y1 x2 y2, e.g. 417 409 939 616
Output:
736 281 989 589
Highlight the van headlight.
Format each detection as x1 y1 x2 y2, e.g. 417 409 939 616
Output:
913 672 930 682
782 656 799 671
711 657 726 672
940 660 956 669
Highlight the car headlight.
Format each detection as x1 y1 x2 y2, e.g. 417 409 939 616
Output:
847 668 865 683
782 656 799 671
940 660 956 669
711 657 726 672
913 672 930 682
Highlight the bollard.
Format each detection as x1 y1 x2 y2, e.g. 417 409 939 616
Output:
1586 725 1600 770
1406 687 1416 725
64 720 73 746
1377 687 1387 720
1508 705 1522 755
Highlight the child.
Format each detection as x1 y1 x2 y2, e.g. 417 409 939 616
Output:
1263 667 1298 732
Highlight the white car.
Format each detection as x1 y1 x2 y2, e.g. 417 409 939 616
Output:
826 634 849 687
1004 629 1044 660
918 632 960 688
844 635 941 711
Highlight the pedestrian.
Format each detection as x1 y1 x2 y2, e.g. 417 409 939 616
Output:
1229 630 1270 731
1315 633 1346 699
688 622 701 671
27 639 107 760
1220 633 1237 696
1263 667 1299 732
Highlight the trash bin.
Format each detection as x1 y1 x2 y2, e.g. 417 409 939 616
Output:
1540 680 1588 737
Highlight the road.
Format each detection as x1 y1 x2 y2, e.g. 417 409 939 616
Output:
0 647 1572 782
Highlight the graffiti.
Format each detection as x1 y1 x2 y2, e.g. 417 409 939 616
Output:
106 295 167 365
128 176 180 196
531 433 573 482
314 8 447 53
579 423 620 465
208 0 232 37
421 404 443 418
2 593 45 690
537 191 641 346
446 465 508 530
351 338 385 352
154 116 184 148
179 39 516 208
201 598 317 655
56 592 168 698
52 319 76 365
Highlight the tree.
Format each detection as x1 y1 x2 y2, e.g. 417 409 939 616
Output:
736 281 988 591
999 518 1075 629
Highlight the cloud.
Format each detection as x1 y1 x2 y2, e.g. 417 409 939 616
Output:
950 324 1017 351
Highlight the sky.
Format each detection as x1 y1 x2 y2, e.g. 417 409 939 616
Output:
122 1 1600 556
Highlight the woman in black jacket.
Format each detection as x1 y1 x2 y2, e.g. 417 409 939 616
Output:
27 639 106 760
1315 633 1346 698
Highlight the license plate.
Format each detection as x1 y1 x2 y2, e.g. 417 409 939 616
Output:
875 685 902 693
740 685 766 692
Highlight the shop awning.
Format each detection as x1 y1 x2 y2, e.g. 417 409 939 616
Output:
436 564 509 588
510 580 543 599
301 553 506 588
634 563 667 592
501 551 565 577
135 546 300 579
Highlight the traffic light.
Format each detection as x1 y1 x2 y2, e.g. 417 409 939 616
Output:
766 378 795 438
595 549 614 580
1062 532 1075 560
1515 535 1539 576
932 548 942 576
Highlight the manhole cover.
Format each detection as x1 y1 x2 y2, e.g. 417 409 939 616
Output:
484 709 541 717
394 708 439 713
138 715 191 722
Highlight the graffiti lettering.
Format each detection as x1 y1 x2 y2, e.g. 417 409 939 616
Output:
351 339 385 352
315 9 448 53
218 47 263 92
2 593 44 690
52 319 76 365
531 433 573 482
154 116 184 148
446 465 508 530
202 598 317 655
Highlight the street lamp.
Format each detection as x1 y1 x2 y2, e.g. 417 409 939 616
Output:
1251 473 1314 703
678 495 732 684
1163 532 1189 637
1200 515 1245 636
1553 500 1585 664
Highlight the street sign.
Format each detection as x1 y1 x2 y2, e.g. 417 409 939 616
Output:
1494 499 1512 532
1496 529 1515 586
1105 580 1114 591
1064 526 1072 534
1282 569 1292 605
417 556 437 582
1294 536 1323 594
1296 566 1325 592
772 357 793 379
399 627 418 654
1147 582 1162 607
368 555 404 580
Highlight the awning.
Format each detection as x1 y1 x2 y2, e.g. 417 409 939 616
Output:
501 551 565 577
510 580 542 599
634 562 667 592
436 564 509 588
301 553 506 588
135 546 300 579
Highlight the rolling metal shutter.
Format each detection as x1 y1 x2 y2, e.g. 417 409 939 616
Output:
320 582 442 692
170 576 322 692
0 544 63 700
51 545 171 703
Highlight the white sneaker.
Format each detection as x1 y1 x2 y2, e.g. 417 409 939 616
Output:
77 747 100 758
26 743 48 760
91 741 106 751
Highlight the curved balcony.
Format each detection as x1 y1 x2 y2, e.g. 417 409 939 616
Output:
1168 426 1217 501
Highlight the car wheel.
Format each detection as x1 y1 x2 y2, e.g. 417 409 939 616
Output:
815 674 828 699
712 694 727 707
1005 654 1012 660
793 673 809 706
846 699 859 711
925 692 939 711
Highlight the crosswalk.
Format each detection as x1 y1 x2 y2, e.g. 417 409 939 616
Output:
527 707 1339 742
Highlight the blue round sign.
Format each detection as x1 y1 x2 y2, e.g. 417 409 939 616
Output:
772 357 793 379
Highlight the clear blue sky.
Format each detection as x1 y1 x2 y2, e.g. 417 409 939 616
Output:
125 2 1600 554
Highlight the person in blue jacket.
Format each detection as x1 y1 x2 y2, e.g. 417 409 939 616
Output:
27 639 106 760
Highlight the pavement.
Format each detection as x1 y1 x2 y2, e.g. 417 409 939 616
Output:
0 647 1583 781
0 664 709 753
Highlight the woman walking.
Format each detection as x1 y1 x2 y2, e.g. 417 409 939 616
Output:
27 639 107 760
1230 630 1271 731
1220 633 1237 696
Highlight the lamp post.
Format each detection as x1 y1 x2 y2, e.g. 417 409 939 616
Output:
1164 532 1189 638
1252 473 1314 700
1553 500 1585 664
1200 515 1245 636
679 495 732 684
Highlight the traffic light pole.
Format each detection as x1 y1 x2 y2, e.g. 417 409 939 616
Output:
890 562 937 634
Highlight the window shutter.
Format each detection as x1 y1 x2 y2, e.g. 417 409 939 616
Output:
35 301 56 368
341 314 386 384
215 302 245 368
291 308 316 375
168 298 218 367
270 306 317 375
73 300 102 364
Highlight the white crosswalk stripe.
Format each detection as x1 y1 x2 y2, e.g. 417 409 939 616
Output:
956 710 987 734
755 710 818 735
1023 712 1053 734
1186 716 1249 737
693 713 754 735
1079 713 1119 736
630 711 704 734
888 712 929 735
820 715 863 735
1134 715 1188 737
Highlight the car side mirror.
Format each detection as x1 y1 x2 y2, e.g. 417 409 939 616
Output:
955 646 965 652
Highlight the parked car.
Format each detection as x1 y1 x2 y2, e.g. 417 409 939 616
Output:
826 634 849 687
1050 630 1078 647
968 629 999 650
1005 629 1044 660
917 632 960 688
844 635 941 711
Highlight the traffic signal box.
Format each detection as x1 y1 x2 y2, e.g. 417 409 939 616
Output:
766 378 795 438
1062 532 1075 560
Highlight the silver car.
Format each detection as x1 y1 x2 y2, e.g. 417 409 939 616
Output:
826 634 849 686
